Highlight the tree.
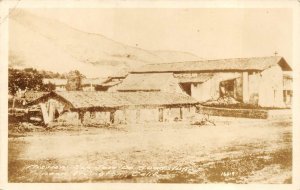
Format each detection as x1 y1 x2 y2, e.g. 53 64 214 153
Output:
8 68 44 95
65 70 83 91
42 82 56 92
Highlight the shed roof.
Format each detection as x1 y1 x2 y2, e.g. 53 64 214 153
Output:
115 73 177 91
31 91 198 109
132 56 292 73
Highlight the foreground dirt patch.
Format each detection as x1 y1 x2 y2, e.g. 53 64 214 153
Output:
8 118 292 183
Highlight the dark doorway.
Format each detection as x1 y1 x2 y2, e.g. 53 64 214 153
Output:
220 79 235 97
179 83 192 96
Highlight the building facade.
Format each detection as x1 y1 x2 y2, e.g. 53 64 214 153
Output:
132 56 293 108
28 91 198 125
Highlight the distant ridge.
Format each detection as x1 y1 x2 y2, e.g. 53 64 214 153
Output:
9 10 202 78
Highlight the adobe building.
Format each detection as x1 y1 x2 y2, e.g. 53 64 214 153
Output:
28 91 198 125
131 56 293 108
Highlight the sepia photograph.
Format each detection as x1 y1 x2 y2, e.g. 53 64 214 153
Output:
1 1 299 188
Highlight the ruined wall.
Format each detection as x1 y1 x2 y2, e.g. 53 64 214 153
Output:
38 97 72 124
191 72 242 102
175 70 283 107
189 69 284 107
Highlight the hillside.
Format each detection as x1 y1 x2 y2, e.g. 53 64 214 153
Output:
9 10 201 78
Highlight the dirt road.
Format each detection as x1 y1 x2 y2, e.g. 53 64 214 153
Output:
8 117 292 183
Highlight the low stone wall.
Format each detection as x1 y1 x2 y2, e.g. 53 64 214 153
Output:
198 106 269 119
268 109 292 120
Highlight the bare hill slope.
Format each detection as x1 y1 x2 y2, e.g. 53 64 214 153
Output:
9 10 201 77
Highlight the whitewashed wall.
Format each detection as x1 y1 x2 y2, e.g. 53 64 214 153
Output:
258 65 285 107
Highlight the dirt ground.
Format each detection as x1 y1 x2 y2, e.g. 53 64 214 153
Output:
8 116 292 183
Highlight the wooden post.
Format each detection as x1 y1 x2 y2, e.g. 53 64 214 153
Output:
242 72 249 103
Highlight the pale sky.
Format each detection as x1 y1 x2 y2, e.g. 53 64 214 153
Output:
27 8 293 65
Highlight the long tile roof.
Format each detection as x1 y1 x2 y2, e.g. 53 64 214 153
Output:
31 91 198 109
132 56 292 73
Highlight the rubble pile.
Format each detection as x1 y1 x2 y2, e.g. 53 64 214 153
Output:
190 113 215 126
12 122 43 133
203 96 240 106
